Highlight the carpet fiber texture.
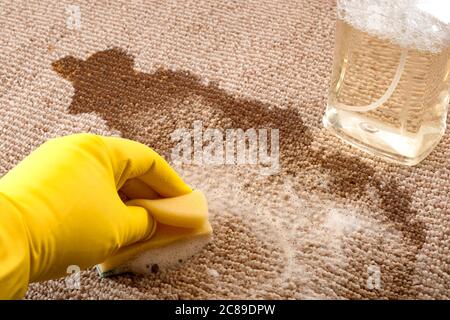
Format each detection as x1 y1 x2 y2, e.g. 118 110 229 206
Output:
0 0 448 299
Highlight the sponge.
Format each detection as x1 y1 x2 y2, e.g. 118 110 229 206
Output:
96 190 212 277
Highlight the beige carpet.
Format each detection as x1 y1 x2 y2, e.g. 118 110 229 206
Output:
0 0 448 299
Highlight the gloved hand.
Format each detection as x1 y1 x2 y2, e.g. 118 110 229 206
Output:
0 133 191 299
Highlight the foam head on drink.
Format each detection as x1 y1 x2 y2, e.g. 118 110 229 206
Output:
339 0 450 53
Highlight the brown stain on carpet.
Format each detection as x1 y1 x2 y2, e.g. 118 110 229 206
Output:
52 48 425 298
51 48 312 159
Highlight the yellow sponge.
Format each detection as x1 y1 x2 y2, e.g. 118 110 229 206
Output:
97 190 212 277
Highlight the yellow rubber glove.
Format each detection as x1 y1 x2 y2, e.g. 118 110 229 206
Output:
0 133 191 299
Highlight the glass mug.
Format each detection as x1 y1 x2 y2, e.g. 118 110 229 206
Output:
323 0 450 165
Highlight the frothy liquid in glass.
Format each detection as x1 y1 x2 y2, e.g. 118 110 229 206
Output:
324 1 450 165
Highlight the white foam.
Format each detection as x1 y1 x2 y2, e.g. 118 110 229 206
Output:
120 234 212 275
207 268 220 278
338 0 450 52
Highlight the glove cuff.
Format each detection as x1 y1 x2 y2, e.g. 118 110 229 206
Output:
0 192 31 299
